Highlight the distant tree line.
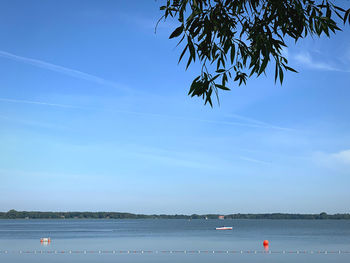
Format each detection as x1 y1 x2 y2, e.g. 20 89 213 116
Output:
0 210 349 220
223 212 350 220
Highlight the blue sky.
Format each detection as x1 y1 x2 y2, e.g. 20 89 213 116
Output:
0 0 349 214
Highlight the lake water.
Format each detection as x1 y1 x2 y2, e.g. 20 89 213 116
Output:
0 219 349 262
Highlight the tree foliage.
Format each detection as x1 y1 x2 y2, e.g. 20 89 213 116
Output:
1 210 350 219
159 0 350 106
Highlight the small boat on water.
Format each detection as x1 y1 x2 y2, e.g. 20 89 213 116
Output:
215 226 233 230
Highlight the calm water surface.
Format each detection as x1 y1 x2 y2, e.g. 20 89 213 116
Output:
0 219 349 262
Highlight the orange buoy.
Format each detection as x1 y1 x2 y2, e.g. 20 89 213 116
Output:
263 240 269 251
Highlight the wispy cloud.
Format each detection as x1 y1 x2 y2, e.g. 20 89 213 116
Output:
0 114 70 131
0 97 295 131
292 51 350 72
313 149 350 173
239 156 271 165
331 150 350 165
129 146 273 171
225 113 294 131
0 50 129 91
0 98 85 109
132 151 216 170
186 117 295 131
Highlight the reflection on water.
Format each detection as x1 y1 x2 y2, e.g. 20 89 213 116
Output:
0 219 349 263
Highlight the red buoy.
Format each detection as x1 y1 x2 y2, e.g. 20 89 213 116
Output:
263 240 269 246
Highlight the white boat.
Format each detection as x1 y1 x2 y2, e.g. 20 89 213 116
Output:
215 226 233 230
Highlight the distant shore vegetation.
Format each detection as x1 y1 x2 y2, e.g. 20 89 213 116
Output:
1 210 349 220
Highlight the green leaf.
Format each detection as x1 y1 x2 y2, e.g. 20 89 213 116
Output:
169 26 184 39
188 36 196 61
210 74 220 82
279 66 284 84
230 44 235 64
215 84 230 91
188 76 201 95
178 44 188 63
186 54 193 70
345 9 350 24
258 57 269 76
274 62 278 83
284 65 298 73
